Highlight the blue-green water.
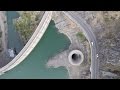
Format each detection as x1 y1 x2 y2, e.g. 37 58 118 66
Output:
0 20 70 79
7 11 24 53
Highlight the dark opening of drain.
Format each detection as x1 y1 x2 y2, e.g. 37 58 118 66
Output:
72 54 79 61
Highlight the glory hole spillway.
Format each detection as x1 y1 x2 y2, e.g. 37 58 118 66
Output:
0 11 70 79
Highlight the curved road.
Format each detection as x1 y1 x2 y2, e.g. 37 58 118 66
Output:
0 11 53 75
63 11 99 79
0 11 99 79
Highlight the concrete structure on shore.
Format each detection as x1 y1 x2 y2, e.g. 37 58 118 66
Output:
68 50 84 66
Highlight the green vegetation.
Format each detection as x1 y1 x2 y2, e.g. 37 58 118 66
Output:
76 32 86 42
14 11 40 44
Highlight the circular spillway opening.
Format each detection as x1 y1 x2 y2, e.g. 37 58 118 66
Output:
68 50 84 66
72 53 81 63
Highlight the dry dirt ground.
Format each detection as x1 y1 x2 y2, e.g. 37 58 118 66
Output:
76 11 120 79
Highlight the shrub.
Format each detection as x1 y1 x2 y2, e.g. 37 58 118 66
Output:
77 32 86 42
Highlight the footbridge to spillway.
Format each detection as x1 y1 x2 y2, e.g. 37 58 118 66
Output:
0 11 53 75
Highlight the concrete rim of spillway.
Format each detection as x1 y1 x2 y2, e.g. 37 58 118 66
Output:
68 50 84 66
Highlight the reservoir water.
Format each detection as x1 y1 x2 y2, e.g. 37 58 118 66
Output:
0 16 70 79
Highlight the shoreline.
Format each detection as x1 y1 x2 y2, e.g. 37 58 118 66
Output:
46 11 91 79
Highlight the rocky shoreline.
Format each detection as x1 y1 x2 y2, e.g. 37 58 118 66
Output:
46 11 91 79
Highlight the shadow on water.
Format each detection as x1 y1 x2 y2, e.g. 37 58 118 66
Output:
7 11 24 54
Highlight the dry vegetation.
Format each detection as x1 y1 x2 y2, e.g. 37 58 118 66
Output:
78 11 120 78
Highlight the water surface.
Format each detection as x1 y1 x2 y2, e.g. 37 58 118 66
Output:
7 11 24 53
0 20 70 79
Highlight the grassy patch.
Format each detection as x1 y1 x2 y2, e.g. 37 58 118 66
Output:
76 32 86 42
